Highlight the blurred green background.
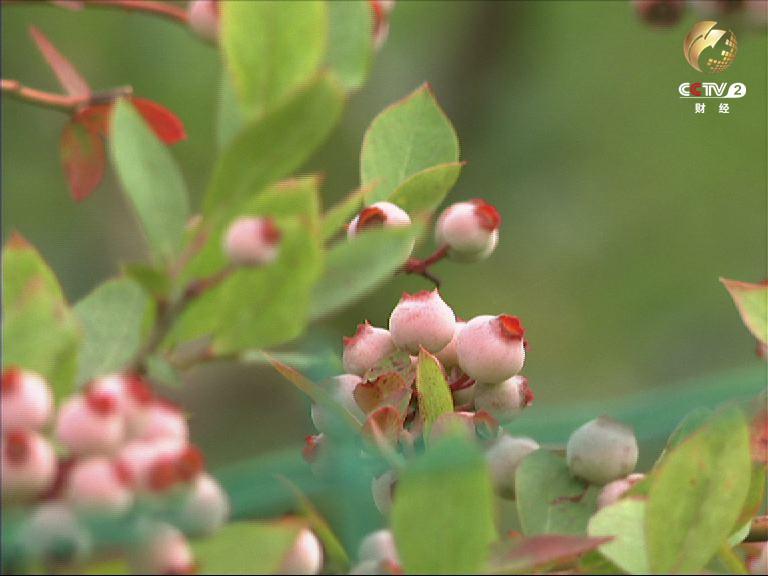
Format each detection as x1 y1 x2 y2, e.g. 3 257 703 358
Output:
2 1 766 469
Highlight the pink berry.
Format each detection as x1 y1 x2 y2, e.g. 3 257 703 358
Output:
1 367 53 432
567 417 639 485
117 438 185 492
187 0 219 43
748 543 768 575
347 202 411 238
358 529 399 564
435 199 501 262
597 473 645 509
177 473 230 537
474 375 534 424
223 216 281 267
435 321 465 369
64 457 134 516
280 527 323 575
456 315 525 383
311 374 365 434
2 430 57 502
87 373 154 437
129 522 196 575
133 400 189 443
371 470 397 516
388 290 456 354
485 435 540 499
21 502 93 567
343 322 396 376
55 392 125 456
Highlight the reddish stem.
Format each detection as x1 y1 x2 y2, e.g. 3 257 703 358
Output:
403 245 449 287
50 0 189 24
1 79 132 112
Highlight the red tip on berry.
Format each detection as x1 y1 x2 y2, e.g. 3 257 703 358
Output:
114 460 135 488
343 321 371 347
148 458 179 492
518 376 534 407
176 445 205 483
1 367 22 396
126 374 154 406
357 207 387 231
261 218 282 245
401 289 435 302
302 435 321 463
471 200 502 231
85 390 118 415
5 430 30 465
496 315 525 341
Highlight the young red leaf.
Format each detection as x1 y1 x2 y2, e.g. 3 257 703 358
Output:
353 372 409 413
29 26 91 97
492 535 611 572
131 98 187 144
60 118 105 201
362 405 404 445
76 104 112 134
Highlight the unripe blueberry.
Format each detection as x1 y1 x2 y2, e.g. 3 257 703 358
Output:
596 473 645 509
223 216 281 267
130 522 195 575
2 430 57 502
435 321 465 369
566 417 639 485
21 502 93 567
1 367 53 432
435 199 501 262
358 529 399 564
347 202 411 238
279 528 324 575
55 391 125 456
456 315 526 384
134 400 189 443
474 375 534 424
188 0 219 43
388 290 456 354
343 323 396 376
63 457 134 516
485 435 540 499
87 373 154 437
177 473 230 537
311 374 365 433
371 470 397 516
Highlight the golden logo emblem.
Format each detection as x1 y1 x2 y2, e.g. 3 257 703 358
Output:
684 21 737 74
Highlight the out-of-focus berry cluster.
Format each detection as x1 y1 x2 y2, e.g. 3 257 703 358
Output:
1 368 229 573
633 0 767 28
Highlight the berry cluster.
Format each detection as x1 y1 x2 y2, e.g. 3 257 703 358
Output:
1 368 228 573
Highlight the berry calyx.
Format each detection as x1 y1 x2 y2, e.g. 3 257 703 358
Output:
347 201 411 238
435 199 501 262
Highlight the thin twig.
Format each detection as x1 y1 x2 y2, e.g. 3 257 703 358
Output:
403 244 450 287
47 0 190 25
1 79 132 112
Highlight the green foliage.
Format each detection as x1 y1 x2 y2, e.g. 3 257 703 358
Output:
392 437 496 574
310 225 419 320
193 520 302 574
110 100 190 263
415 348 454 434
361 84 460 204
588 499 649 575
2 235 80 400
388 162 463 215
321 186 367 241
122 262 171 300
645 407 752 574
74 277 151 384
216 70 247 152
327 1 373 92
515 449 599 536
172 178 323 353
721 278 768 344
221 1 328 117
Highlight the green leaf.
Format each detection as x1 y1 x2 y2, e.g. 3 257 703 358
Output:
221 0 328 117
172 177 323 353
321 185 368 242
721 278 768 344
416 348 454 434
217 70 247 151
2 234 81 401
387 162 463 214
327 0 373 92
110 100 190 263
588 498 649 575
392 437 496 574
646 406 752 574
74 278 151 384
515 449 599 536
361 84 459 203
193 520 302 574
145 354 182 389
310 225 418 320
122 262 171 299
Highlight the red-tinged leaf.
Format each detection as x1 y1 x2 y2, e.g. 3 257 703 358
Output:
60 119 105 201
362 405 403 445
721 278 768 345
29 26 90 97
354 372 409 413
76 104 112 134
491 535 611 572
132 98 186 144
